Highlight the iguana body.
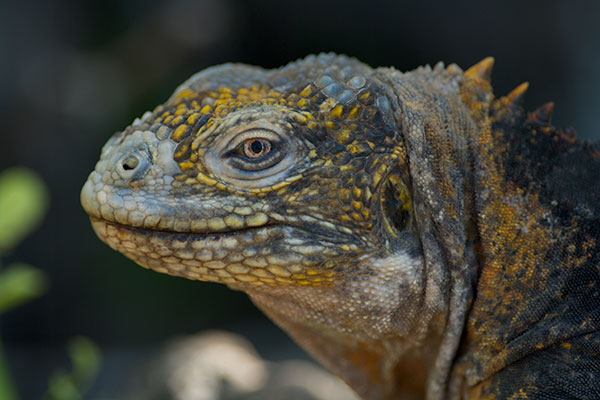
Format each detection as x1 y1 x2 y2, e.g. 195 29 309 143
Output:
81 54 600 399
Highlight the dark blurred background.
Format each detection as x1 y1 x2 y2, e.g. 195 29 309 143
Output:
0 0 598 398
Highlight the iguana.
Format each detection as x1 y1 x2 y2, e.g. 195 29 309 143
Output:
80 54 600 400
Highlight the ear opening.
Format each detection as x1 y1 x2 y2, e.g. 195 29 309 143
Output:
380 174 412 235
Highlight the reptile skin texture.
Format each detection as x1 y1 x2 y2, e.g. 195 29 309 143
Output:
81 54 600 400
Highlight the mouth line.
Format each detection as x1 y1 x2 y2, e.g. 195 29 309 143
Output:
90 216 277 239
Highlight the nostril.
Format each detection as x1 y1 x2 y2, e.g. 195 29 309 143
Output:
116 150 150 183
121 155 140 171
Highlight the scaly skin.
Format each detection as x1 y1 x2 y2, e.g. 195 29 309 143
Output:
81 54 600 399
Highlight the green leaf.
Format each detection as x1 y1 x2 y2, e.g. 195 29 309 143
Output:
68 337 101 385
0 338 19 400
0 263 47 314
46 370 80 400
45 337 101 400
0 168 49 253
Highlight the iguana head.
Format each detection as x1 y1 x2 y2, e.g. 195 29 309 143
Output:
81 54 423 292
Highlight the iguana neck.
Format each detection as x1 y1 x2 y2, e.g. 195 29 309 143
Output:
379 63 600 398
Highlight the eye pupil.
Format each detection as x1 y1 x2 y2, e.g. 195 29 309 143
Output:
243 138 271 158
250 140 263 154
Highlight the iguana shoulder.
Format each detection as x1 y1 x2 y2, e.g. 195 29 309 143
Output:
81 54 600 400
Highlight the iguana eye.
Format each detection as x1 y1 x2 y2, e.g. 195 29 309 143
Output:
243 138 271 158
204 121 298 188
224 129 286 172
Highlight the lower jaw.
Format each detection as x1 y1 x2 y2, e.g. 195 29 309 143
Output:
87 217 327 287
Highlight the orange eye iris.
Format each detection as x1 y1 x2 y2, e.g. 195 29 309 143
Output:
243 138 271 158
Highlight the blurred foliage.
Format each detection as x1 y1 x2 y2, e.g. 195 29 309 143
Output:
0 263 47 314
0 168 49 254
0 167 101 400
0 340 18 400
0 167 49 315
46 337 101 400
0 167 50 400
